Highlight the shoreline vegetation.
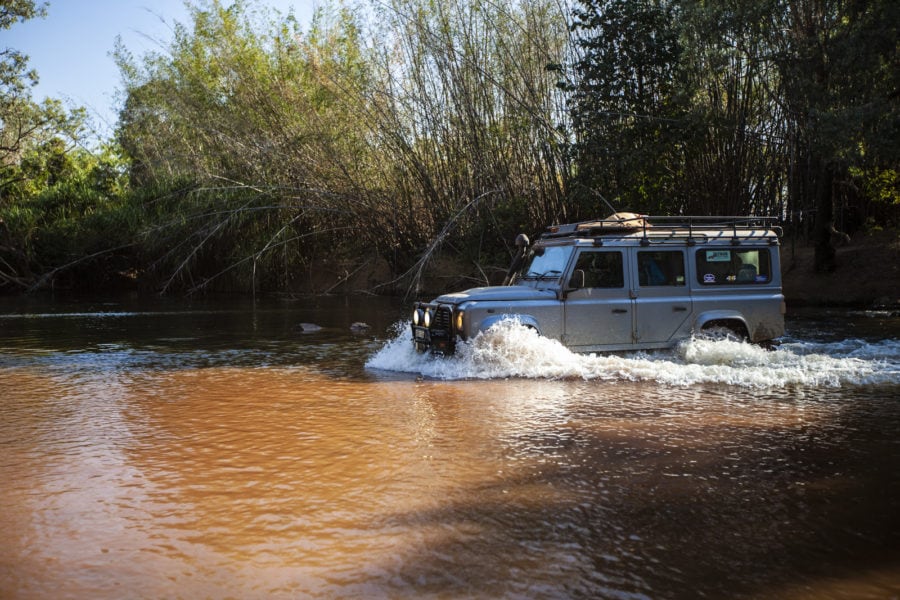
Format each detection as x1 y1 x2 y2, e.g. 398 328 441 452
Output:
2 1 897 307
310 226 900 309
8 226 896 311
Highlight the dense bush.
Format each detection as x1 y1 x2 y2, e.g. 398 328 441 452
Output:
1 0 897 294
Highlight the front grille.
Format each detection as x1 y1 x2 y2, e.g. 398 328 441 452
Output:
432 306 452 331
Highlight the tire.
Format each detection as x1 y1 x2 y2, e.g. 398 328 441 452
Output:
698 321 748 342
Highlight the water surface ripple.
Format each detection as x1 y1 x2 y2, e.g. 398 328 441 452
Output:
1 296 898 599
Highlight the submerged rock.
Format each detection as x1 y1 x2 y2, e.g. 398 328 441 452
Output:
294 322 323 333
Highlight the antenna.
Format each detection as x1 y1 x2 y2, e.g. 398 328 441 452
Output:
594 190 619 216
575 182 619 216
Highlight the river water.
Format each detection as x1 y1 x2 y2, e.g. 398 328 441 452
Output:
1 294 898 599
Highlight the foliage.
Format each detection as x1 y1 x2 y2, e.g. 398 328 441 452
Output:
112 0 379 292
362 0 572 281
765 0 900 269
0 142 133 289
567 0 685 214
568 0 899 272
1 0 86 200
1 0 122 290
111 0 571 294
568 0 790 215
0 0 46 97
1 0 898 294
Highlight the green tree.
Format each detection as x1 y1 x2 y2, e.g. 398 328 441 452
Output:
567 0 685 214
567 0 898 275
675 0 787 216
114 0 572 294
0 140 132 291
115 0 379 292
769 0 899 270
0 0 132 291
1 0 86 201
367 0 571 287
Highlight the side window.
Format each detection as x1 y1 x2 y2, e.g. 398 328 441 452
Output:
571 251 624 288
696 248 771 284
637 251 685 286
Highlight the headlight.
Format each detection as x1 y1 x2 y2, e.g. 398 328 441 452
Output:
455 310 464 331
412 308 421 325
423 309 431 327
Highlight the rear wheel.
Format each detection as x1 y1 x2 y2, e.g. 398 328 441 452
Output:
698 320 749 342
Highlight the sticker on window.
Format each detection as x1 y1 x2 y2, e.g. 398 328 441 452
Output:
703 273 716 283
705 250 731 262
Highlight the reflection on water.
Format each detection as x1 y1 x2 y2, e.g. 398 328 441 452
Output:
1 295 899 599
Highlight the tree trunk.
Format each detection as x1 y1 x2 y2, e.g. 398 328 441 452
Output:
813 160 837 272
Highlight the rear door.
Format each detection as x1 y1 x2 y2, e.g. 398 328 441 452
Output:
563 249 634 348
631 249 692 344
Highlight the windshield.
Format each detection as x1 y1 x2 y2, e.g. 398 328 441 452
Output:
519 245 573 282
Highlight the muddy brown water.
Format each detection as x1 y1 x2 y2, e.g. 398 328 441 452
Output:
1 295 899 599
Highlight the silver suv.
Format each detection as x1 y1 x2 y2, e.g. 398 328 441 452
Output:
411 213 785 354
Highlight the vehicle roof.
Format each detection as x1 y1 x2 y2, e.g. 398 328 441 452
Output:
537 213 781 246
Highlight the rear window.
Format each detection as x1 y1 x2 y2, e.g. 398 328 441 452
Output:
696 248 771 285
638 251 685 286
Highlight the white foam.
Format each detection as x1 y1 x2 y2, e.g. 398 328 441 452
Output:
366 320 900 388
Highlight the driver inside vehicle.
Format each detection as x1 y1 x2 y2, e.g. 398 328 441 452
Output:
574 252 623 288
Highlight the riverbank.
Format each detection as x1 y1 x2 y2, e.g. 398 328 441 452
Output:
5 228 896 309
314 228 900 308
781 228 900 308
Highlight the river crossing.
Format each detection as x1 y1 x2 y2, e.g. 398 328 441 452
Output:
1 294 898 599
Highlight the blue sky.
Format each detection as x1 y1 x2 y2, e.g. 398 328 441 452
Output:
6 1 315 139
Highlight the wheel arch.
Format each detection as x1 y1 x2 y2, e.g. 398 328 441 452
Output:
479 313 542 335
694 311 750 338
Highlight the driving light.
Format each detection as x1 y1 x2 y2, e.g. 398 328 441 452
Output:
423 309 431 327
412 308 421 325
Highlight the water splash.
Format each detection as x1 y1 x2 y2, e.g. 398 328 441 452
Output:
366 320 900 388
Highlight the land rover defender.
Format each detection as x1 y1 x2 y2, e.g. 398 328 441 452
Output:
411 213 786 354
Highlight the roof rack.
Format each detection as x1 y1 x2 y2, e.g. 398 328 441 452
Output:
541 214 782 245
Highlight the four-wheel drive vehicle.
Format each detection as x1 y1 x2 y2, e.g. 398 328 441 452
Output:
411 213 786 354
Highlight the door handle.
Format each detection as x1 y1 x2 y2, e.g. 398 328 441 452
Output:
612 308 628 314
673 306 688 312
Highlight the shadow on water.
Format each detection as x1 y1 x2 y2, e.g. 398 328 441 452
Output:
363 382 900 599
